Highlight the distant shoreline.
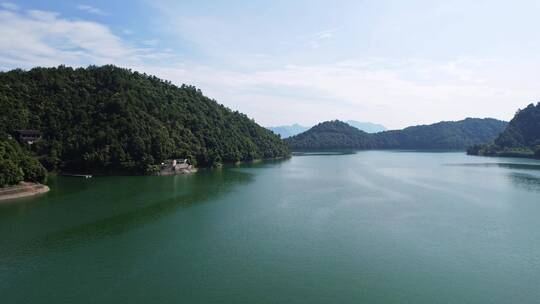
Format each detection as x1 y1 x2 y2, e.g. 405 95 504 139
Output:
0 182 50 202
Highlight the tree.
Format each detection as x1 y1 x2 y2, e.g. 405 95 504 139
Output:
0 139 47 186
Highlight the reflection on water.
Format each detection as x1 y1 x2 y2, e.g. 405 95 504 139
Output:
0 169 254 260
446 162 540 192
2 152 540 304
292 150 356 156
446 162 540 171
507 172 540 192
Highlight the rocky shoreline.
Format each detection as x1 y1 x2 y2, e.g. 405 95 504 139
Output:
0 182 50 202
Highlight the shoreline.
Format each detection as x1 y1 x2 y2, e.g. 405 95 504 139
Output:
0 182 50 202
157 167 198 175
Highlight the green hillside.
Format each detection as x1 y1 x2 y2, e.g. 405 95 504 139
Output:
468 103 540 158
284 120 373 149
0 139 47 186
372 118 508 150
286 118 507 150
0 65 290 176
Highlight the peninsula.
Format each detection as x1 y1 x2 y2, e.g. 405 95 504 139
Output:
468 102 540 158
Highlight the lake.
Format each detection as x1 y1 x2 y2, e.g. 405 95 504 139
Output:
1 151 540 303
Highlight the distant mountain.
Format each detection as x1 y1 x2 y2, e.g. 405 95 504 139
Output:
269 121 386 138
268 124 309 138
286 118 507 150
284 120 373 149
346 120 387 133
468 103 540 158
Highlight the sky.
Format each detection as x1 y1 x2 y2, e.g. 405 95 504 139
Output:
1 0 539 129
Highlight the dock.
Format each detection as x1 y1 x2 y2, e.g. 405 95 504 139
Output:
61 174 93 179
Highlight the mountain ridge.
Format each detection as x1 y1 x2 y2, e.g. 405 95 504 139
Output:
285 118 508 150
268 120 386 138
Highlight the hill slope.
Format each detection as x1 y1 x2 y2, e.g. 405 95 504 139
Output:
0 65 290 174
0 139 47 186
372 118 508 150
286 119 507 150
284 120 373 149
468 103 540 158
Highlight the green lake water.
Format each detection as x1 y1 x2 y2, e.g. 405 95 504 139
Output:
1 151 540 303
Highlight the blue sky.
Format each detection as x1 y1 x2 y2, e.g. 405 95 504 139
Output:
1 0 539 128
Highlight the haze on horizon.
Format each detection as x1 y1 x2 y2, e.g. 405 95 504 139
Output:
1 0 539 129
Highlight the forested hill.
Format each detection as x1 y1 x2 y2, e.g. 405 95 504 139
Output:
372 118 508 149
468 103 540 158
268 121 386 138
0 65 290 175
285 118 507 150
284 120 374 149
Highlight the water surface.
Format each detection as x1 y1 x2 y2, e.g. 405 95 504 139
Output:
1 151 539 303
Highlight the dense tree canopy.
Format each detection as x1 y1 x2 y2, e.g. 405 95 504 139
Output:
0 65 290 175
468 103 540 158
286 118 508 150
283 120 374 149
0 139 47 186
372 118 508 150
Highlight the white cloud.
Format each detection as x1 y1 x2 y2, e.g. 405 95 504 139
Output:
143 58 537 128
142 39 159 46
0 2 18 10
314 29 336 40
0 6 538 129
308 28 338 49
0 9 172 69
76 4 106 16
